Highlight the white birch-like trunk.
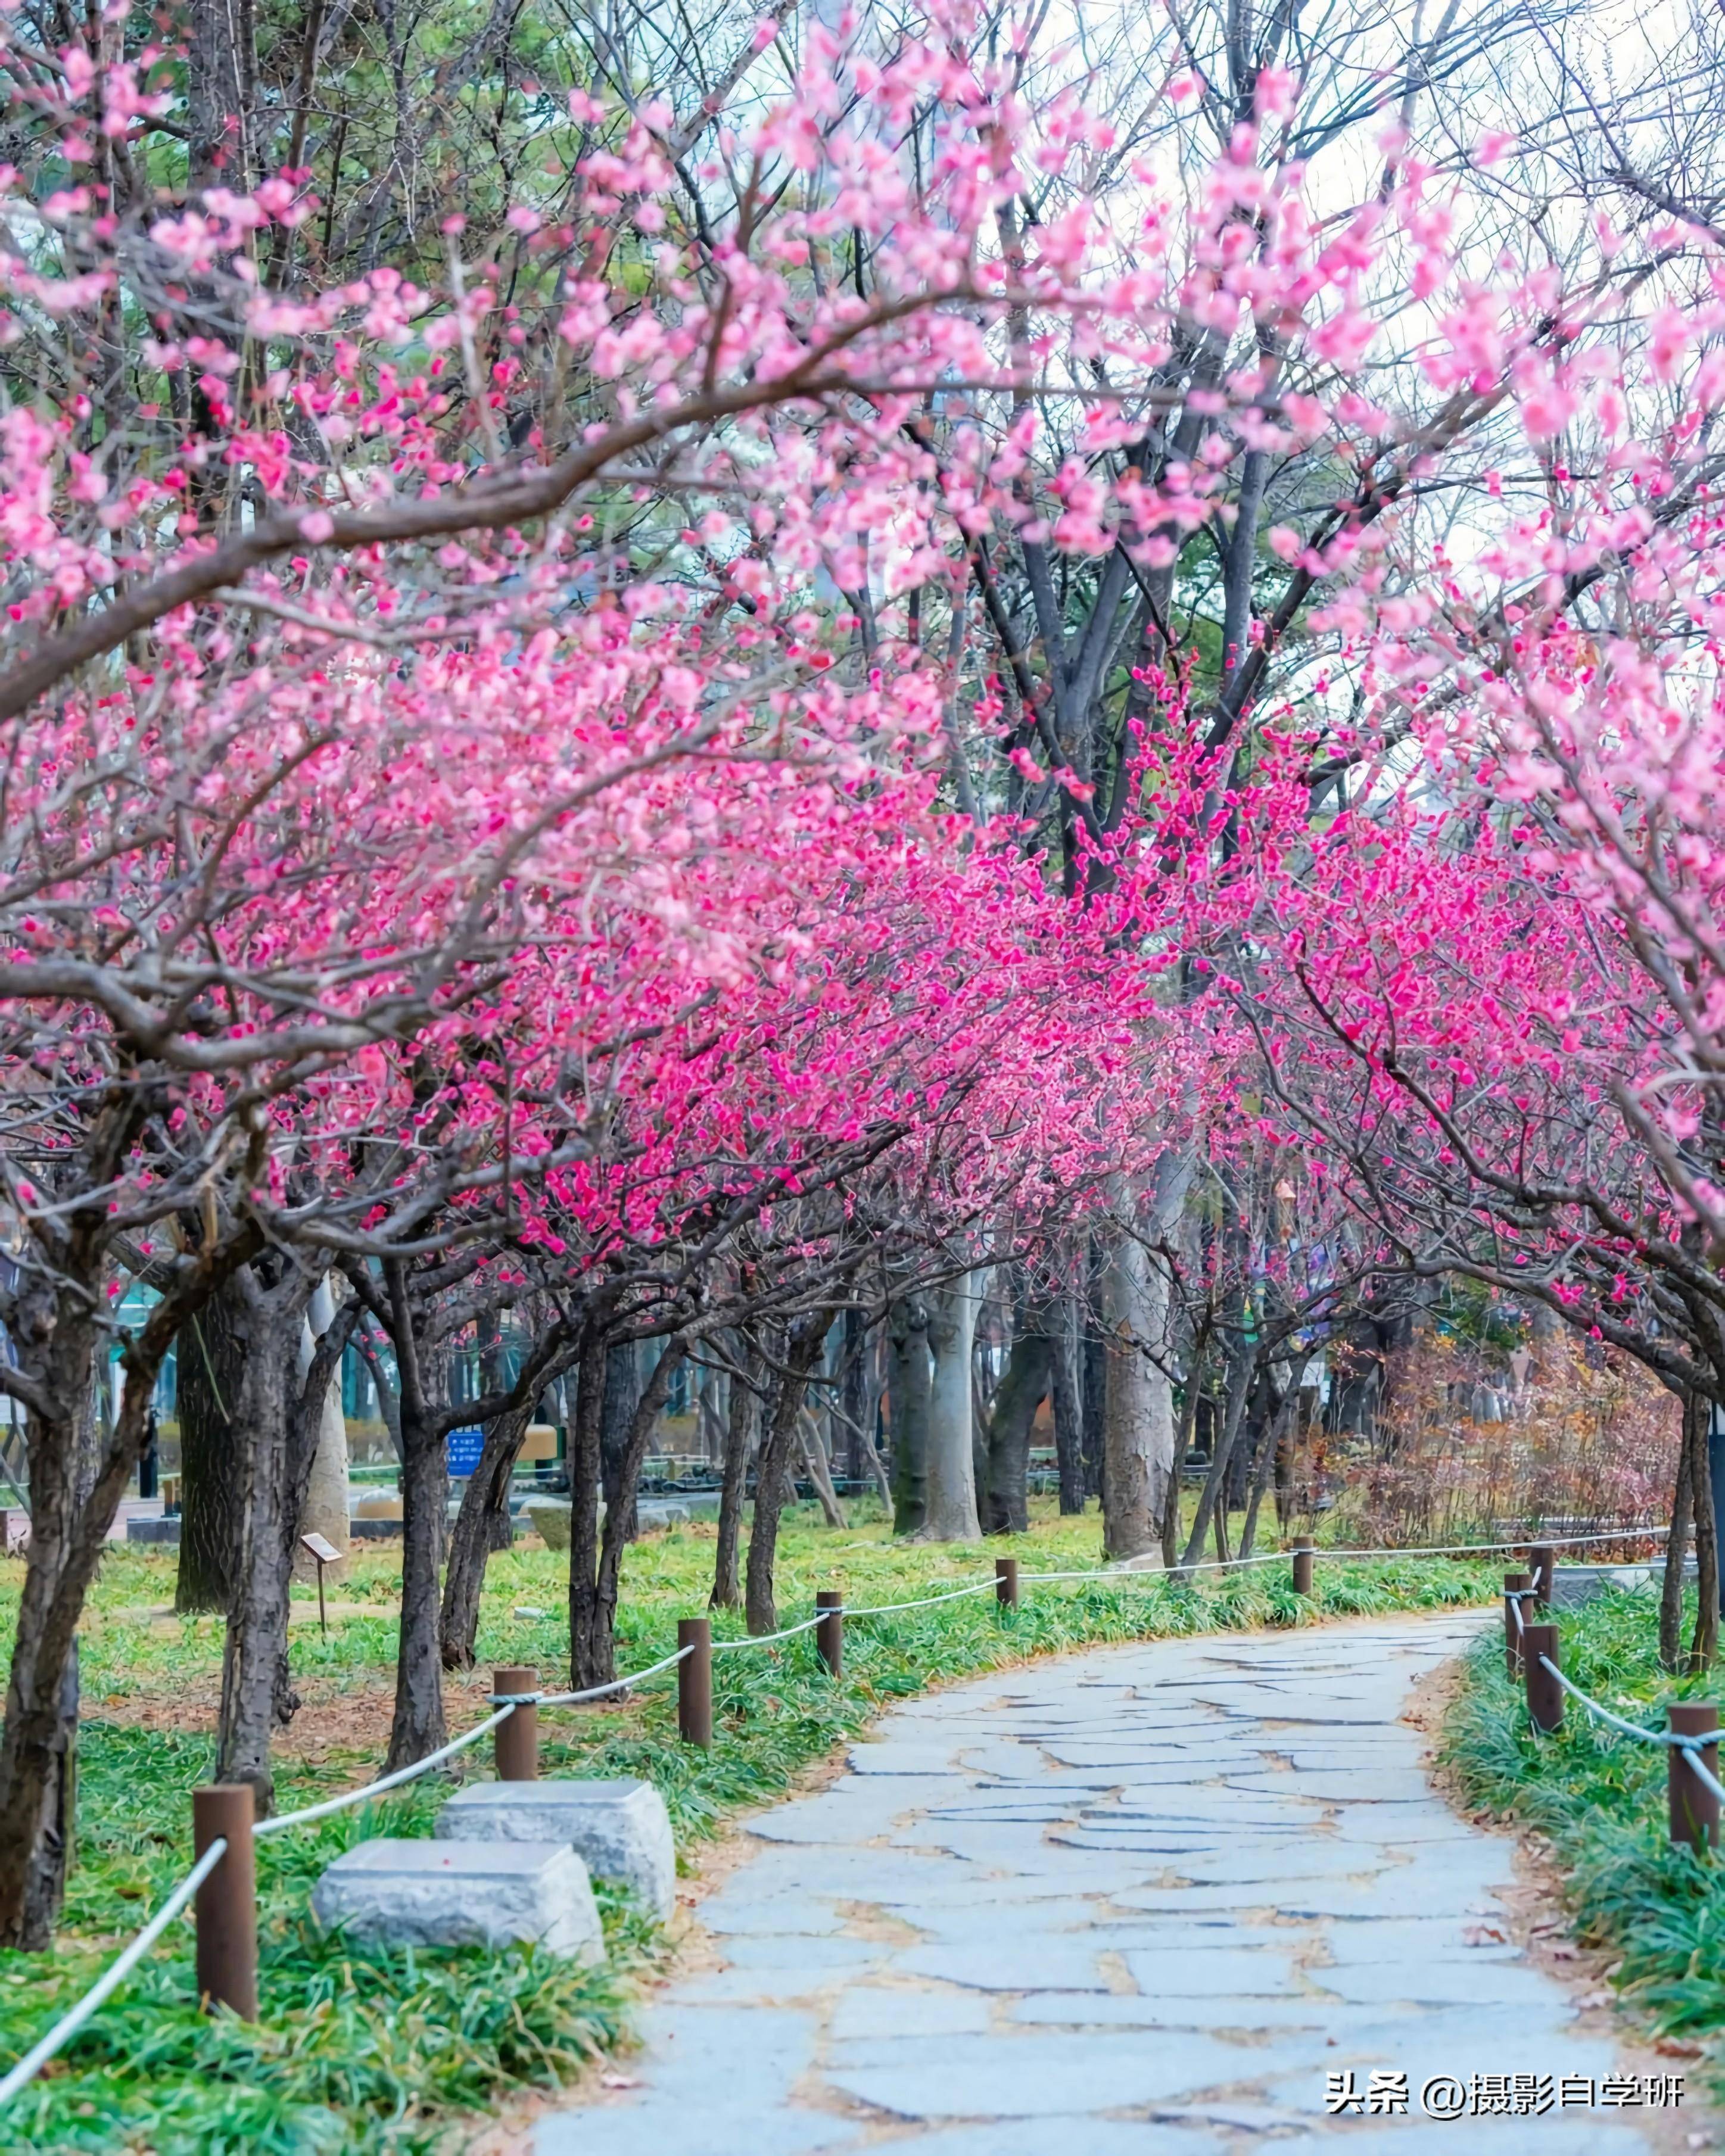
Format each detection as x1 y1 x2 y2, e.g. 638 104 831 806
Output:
294 1278 351 1581
922 1273 982 1541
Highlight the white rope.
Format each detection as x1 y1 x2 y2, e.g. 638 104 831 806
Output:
711 1612 827 1651
537 1645 693 1705
255 1707 516 1838
840 1580 1002 1617
0 1837 229 2111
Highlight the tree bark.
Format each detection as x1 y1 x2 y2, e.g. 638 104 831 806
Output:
1050 1289 1086 1515
1661 1420 1693 1672
175 1284 248 1614
887 1296 930 1536
600 1344 639 1546
712 1342 756 1610
1690 1387 1718 1672
575 1341 687 1685
745 1313 833 1634
1101 1228 1175 1562
441 1400 534 1671
799 1407 848 1528
1182 1320 1256 1568
213 1282 315 1804
980 1280 1053 1534
384 1264 447 1771
923 1275 982 1541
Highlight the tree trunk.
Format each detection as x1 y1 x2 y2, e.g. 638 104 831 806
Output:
923 1275 982 1541
387 1390 449 1768
745 1314 833 1635
293 1278 350 1584
0 1332 147 1945
1182 1322 1256 1568
840 1307 868 1485
175 1284 248 1614
581 1343 687 1681
980 1283 1053 1534
568 1332 608 1690
712 1344 756 1610
1050 1290 1086 1515
188 0 254 192
1101 1229 1175 1562
1081 1307 1106 1502
441 1400 533 1671
799 1409 848 1528
600 1344 639 1546
887 1297 930 1536
1241 1360 1303 1562
1690 1388 1718 1672
213 1286 312 1804
1661 1425 1693 1673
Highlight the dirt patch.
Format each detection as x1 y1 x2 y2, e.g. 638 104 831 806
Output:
1412 1656 1720 2154
89 1672 507 1765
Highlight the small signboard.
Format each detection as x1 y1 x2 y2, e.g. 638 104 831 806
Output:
446 1425 485 1477
300 1531 341 1565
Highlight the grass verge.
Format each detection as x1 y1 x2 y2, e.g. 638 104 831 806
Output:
2 1502 1499 2154
1443 1584 1725 2074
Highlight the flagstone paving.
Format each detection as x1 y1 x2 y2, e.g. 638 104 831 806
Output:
534 1612 1668 2154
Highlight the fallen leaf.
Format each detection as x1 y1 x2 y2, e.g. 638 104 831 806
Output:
1657 2038 1704 2058
1463 1924 1508 1946
598 2074 640 2091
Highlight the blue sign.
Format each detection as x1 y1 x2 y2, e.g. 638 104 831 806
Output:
446 1425 484 1477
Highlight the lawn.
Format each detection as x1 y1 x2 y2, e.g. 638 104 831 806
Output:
1443 1583 1725 2079
0 1501 1501 2154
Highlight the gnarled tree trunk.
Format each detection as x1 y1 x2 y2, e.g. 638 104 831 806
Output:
887 1297 930 1536
175 1283 247 1614
441 1400 534 1670
979 1275 1054 1535
745 1313 833 1634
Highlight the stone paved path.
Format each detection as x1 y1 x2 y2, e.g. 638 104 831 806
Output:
534 1613 1664 2154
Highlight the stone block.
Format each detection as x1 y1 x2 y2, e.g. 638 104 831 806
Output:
524 1498 571 1550
438 1777 676 1920
126 1516 180 1544
350 1516 403 1540
311 1838 603 1960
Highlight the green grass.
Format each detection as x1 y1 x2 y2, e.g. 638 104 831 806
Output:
0 1501 1501 2154
1443 1584 1725 2067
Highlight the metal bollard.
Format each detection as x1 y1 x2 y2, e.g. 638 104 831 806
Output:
1524 1622 1563 1733
493 1665 539 1781
1668 1702 1721 1851
1503 1572 1530 1679
816 1589 843 1678
1528 1544 1556 1612
678 1616 712 1747
193 1783 258 2020
995 1556 1019 1610
1291 1536 1315 1597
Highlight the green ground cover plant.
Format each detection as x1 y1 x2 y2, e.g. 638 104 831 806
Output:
1444 1584 1725 2067
1 1503 1497 2155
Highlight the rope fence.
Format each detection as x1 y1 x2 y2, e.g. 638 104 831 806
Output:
0 1519 1679 2110
1503 1560 1725 1847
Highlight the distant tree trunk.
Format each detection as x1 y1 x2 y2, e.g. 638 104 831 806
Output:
887 1297 931 1536
568 1332 607 1690
1050 1291 1086 1515
175 1283 248 1614
745 1314 833 1634
840 1307 868 1485
1182 1320 1256 1568
441 1400 534 1671
799 1409 848 1528
923 1276 982 1541
1081 1305 1106 1503
712 1342 756 1610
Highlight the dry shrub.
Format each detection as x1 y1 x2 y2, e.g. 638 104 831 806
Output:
1327 1328 1677 1549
